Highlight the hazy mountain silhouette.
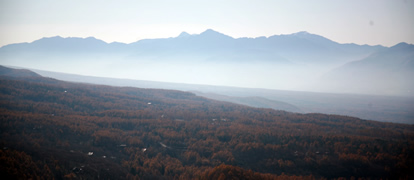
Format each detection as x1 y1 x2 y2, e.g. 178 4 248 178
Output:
1 36 124 52
316 43 414 96
1 29 411 96
262 31 386 66
124 29 384 65
0 29 382 65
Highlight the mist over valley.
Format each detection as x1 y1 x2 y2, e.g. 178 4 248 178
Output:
3 29 410 96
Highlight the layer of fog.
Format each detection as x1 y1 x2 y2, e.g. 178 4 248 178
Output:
2 54 332 91
2 50 412 97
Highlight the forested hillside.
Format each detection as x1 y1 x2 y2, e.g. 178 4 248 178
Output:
0 72 413 179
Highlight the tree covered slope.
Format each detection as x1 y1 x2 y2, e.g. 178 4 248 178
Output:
0 67 413 179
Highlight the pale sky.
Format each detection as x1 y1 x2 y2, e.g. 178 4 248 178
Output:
0 0 413 47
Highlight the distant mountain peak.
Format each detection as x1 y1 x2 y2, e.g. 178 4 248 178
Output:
392 42 410 48
390 42 414 51
39 36 64 40
286 31 340 46
199 29 233 39
177 31 191 38
291 31 322 38
31 36 64 44
36 36 103 41
201 29 218 34
34 36 107 44
293 31 311 35
85 36 99 40
199 29 220 36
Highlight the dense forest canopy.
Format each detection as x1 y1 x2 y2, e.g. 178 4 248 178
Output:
0 69 413 179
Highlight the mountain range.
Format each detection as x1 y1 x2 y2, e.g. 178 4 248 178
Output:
0 29 383 65
0 29 412 96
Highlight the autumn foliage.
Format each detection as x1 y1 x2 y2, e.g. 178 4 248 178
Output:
0 75 413 179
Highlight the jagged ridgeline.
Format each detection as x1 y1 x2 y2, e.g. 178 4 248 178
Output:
0 66 413 179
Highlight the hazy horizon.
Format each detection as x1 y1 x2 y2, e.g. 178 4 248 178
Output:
1 0 413 47
1 29 412 48
1 1 413 97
